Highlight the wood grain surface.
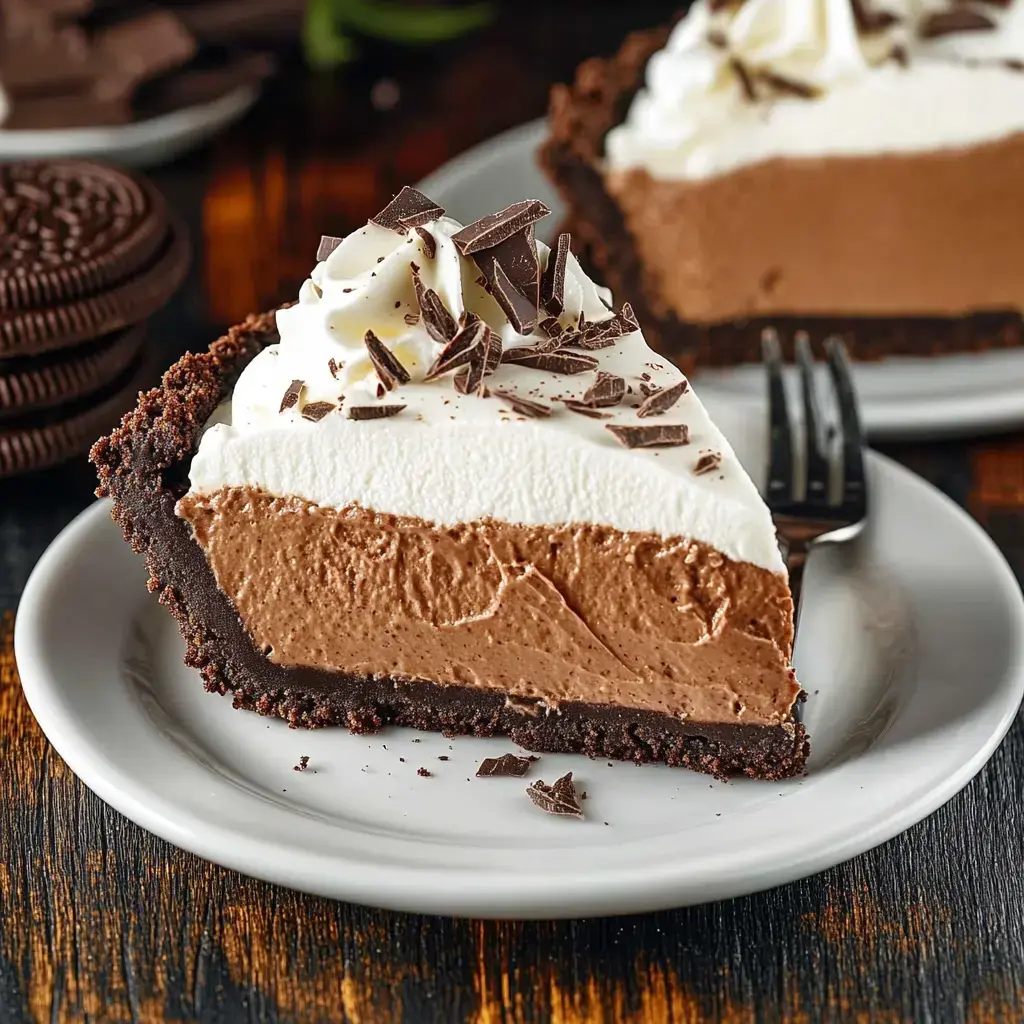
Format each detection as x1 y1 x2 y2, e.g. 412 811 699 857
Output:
2 4 1023 1021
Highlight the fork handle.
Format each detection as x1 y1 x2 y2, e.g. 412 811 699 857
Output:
782 537 809 626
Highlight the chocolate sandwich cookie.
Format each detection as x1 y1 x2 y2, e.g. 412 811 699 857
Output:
0 161 170 311
0 216 189 357
0 350 153 478
0 325 145 419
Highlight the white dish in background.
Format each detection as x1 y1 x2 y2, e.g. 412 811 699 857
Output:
15 400 1024 918
418 120 1024 441
0 84 258 168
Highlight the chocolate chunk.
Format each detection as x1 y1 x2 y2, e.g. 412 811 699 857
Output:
423 318 487 381
417 767 432 777
492 390 552 418
473 226 542 335
279 379 304 413
301 401 336 422
451 199 550 256
411 263 457 344
464 326 502 395
569 304 639 349
414 226 436 259
347 404 406 420
501 350 598 375
540 232 570 316
327 358 342 379
693 452 723 476
539 316 563 337
731 57 758 101
476 753 539 777
317 235 343 262
526 771 583 819
452 368 472 394
919 8 995 38
364 330 411 391
490 258 539 336
562 401 612 419
372 187 444 233
580 371 626 408
293 756 310 772
606 423 691 449
851 0 901 32
636 379 689 418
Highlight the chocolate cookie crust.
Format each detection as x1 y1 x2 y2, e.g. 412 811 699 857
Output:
91 312 808 781
540 26 1024 369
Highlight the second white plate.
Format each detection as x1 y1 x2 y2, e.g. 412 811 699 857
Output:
418 120 1024 440
15 401 1024 917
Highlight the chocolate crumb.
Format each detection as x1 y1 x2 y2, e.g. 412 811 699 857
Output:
476 753 539 778
301 401 336 422
731 57 758 101
606 423 691 449
438 755 449 761
463 326 502 395
424 318 487 381
279 379 304 413
636 379 689 418
526 771 583 819
327 358 341 379
404 312 419 325
451 199 550 255
693 452 723 475
293 756 310 772
539 232 570 315
347 404 405 420
417 767 432 777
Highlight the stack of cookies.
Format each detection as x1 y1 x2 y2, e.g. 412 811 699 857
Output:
0 159 188 477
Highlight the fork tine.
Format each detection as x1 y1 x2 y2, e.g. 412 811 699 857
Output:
795 332 830 507
761 328 793 510
824 336 867 519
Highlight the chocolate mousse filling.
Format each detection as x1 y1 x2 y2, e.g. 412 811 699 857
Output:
91 313 808 780
541 25 1024 370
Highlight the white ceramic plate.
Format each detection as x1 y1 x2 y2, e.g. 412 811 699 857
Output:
0 84 258 168
15 402 1024 918
418 120 1024 441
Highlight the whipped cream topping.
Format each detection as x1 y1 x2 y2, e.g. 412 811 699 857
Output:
606 0 1024 180
185 199 785 573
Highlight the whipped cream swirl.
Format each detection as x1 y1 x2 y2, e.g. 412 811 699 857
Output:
185 199 785 571
606 0 1024 180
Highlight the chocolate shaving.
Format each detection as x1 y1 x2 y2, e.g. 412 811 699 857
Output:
327 358 341 380
492 390 552 418
759 70 818 98
476 753 539 778
452 368 471 394
490 258 539 335
526 772 583 819
731 57 758 101
463 326 502 395
424 318 487 381
372 186 444 233
501 334 564 365
580 371 626 408
919 7 994 38
411 262 457 344
501 350 598 375
569 305 639 349
279 379 304 413
562 401 612 419
364 330 411 391
851 0 900 32
459 309 481 328
414 226 436 259
451 199 550 255
538 316 563 337
539 232 570 316
347 404 406 420
301 401 336 422
607 423 691 449
636 379 689 418
693 452 723 476
317 236 342 262
404 312 419 326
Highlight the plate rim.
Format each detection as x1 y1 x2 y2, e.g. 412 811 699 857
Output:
14 451 1024 918
417 117 1024 442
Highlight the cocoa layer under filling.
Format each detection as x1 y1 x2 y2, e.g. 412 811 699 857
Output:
177 487 800 729
605 131 1024 325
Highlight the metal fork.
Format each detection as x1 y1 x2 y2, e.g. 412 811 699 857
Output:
762 330 868 619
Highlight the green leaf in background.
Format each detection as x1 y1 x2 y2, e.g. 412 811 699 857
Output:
304 0 495 67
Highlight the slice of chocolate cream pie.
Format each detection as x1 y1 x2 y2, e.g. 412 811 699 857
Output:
92 187 807 780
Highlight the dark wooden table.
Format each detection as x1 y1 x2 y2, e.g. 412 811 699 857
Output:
2 5 1024 1021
